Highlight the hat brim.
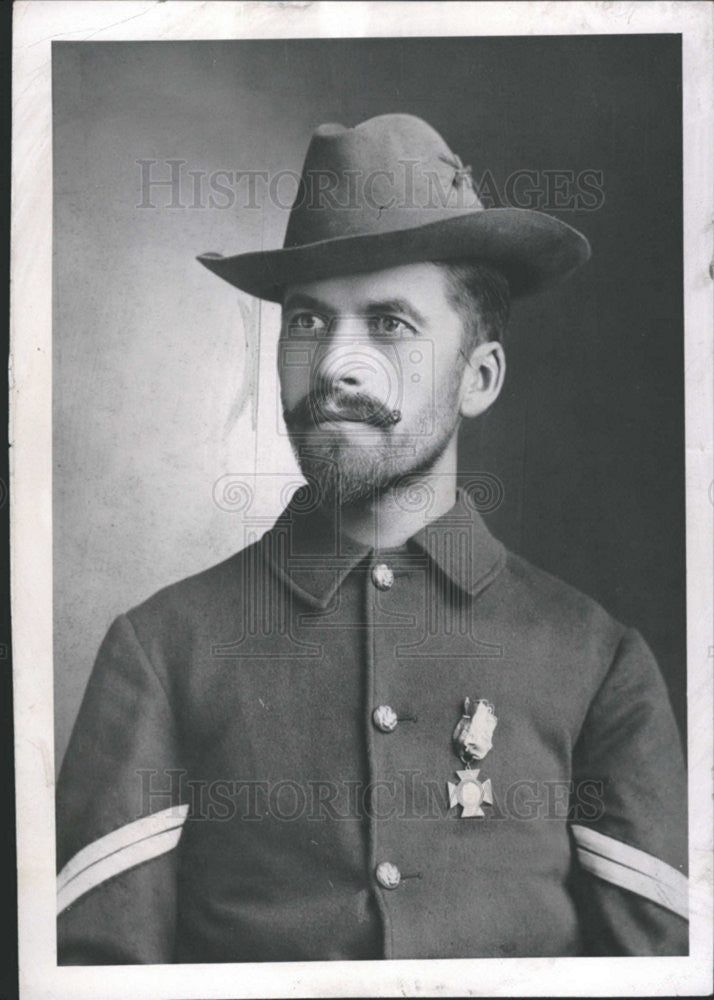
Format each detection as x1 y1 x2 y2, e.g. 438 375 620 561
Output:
197 208 591 302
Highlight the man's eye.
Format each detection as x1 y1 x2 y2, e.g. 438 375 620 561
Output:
368 316 416 338
287 313 326 336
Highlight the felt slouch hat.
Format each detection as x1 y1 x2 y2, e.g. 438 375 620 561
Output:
198 113 590 301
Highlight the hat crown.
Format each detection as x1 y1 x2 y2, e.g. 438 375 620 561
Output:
197 112 591 301
284 113 483 248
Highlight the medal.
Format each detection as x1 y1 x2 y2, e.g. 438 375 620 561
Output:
452 697 497 763
447 769 494 818
448 697 497 818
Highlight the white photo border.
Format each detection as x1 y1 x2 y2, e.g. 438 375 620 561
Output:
11 2 713 997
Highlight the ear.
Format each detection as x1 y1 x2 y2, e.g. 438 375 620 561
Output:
459 341 506 419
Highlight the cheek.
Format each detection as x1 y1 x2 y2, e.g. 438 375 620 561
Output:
435 340 466 399
396 340 461 415
277 341 313 404
394 341 434 409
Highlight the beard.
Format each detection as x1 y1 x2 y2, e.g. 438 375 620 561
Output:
294 431 456 507
283 371 463 509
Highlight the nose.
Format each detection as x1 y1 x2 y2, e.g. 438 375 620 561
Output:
314 317 397 401
318 344 383 391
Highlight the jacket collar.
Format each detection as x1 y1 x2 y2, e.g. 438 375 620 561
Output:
261 487 506 610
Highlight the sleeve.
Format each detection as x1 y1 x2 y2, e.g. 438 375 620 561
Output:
569 627 688 955
56 614 188 965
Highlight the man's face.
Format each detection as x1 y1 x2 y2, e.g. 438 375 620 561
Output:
279 262 472 506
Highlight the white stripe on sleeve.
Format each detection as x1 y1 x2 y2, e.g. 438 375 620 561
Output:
571 824 688 920
57 804 189 914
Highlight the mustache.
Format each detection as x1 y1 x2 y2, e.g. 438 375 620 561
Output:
284 388 402 430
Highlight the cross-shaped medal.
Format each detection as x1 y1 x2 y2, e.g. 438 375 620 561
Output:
447 769 494 818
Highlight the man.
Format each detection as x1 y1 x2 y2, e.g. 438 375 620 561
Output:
57 114 687 962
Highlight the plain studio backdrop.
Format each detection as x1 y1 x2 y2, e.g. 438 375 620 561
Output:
52 35 685 771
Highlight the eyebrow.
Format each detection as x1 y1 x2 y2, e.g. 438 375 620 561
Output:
282 292 328 314
359 298 429 328
282 293 429 328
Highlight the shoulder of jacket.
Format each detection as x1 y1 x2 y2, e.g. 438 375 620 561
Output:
124 535 266 633
501 548 627 646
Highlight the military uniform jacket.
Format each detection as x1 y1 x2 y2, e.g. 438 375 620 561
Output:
57 492 688 962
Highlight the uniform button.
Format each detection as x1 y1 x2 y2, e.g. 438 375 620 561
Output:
372 705 398 733
375 862 401 889
371 563 394 590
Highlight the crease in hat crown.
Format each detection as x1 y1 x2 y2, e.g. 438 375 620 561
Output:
197 112 591 301
283 113 485 249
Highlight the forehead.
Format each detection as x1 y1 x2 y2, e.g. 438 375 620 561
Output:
282 262 455 318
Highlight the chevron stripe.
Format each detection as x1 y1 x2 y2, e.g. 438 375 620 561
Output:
57 804 189 914
572 824 688 920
